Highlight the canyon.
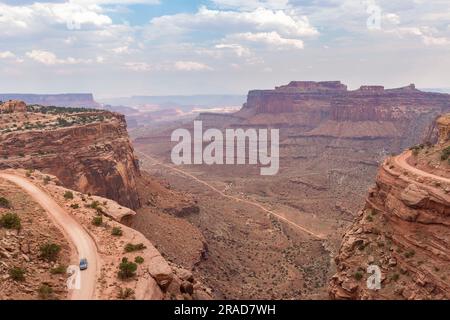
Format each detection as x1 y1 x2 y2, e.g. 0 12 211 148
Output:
1 79 449 300
133 81 450 299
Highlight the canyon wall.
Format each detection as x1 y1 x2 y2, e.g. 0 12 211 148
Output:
329 148 450 299
0 111 141 209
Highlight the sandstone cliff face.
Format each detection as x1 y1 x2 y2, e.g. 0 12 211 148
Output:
0 112 141 210
329 146 450 300
0 100 27 113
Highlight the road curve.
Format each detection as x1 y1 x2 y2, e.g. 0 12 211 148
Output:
136 151 325 239
394 150 450 184
0 172 98 300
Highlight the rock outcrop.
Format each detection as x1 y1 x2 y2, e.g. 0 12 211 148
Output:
0 100 27 113
0 94 99 108
329 140 450 300
437 113 450 144
0 106 141 209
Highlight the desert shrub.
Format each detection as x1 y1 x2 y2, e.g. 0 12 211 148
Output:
112 227 123 236
50 265 67 275
92 216 103 226
39 243 61 261
38 284 54 299
63 191 74 200
70 203 80 209
117 288 135 300
354 271 363 281
441 146 450 161
89 201 101 209
0 196 11 208
0 212 21 229
9 267 25 281
391 273 400 282
124 243 146 253
43 176 51 185
134 256 144 264
118 258 137 279
404 250 416 258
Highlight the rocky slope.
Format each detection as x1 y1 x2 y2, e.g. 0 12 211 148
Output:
1 169 211 300
329 116 450 300
0 103 141 210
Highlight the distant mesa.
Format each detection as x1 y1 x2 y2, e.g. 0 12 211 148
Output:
275 81 348 92
0 100 27 113
0 93 100 108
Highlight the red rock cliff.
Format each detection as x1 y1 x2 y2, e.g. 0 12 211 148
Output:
0 111 141 209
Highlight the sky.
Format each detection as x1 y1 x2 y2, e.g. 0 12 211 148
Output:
0 0 449 97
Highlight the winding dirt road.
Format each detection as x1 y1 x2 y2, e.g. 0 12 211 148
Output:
0 172 98 300
136 151 325 239
394 150 450 184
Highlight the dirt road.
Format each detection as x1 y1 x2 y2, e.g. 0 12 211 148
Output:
394 150 450 184
0 172 98 300
136 151 325 239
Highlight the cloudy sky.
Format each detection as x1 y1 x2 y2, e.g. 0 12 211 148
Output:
0 0 449 97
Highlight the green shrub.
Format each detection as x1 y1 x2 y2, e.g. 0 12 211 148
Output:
0 212 21 229
134 256 144 264
441 147 450 161
118 258 137 279
38 284 54 300
124 243 146 253
391 273 400 282
112 227 123 236
92 216 103 226
117 288 135 300
70 203 80 209
9 267 25 281
50 265 67 275
43 176 51 185
63 191 74 200
0 196 11 208
354 271 363 281
40 243 61 261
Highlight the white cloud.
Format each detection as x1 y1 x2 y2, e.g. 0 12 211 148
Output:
125 61 152 72
226 31 304 49
215 44 251 57
211 0 289 10
148 6 318 38
0 51 16 59
26 50 92 65
174 61 213 71
112 46 130 54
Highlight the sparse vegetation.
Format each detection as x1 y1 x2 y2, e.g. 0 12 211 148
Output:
40 243 61 261
0 212 21 229
50 265 67 275
112 227 123 236
38 284 54 300
134 256 144 264
118 258 137 279
0 196 11 208
92 216 103 226
63 191 74 200
354 271 363 281
117 288 135 300
404 250 416 259
9 267 25 281
124 243 146 253
43 176 51 185
441 146 450 161
70 203 80 209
